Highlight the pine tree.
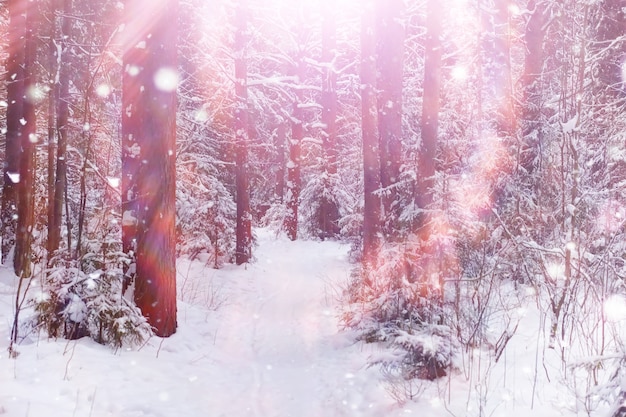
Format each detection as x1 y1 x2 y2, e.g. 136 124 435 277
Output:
121 0 178 337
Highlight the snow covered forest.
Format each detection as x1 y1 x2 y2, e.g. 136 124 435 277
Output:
1 0 626 416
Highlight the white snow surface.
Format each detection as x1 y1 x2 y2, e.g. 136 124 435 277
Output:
0 229 619 416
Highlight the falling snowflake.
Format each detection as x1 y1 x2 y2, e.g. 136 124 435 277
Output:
154 67 178 92
96 83 112 98
604 294 626 322
7 172 20 184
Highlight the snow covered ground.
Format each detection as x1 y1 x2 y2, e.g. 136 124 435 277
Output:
0 229 619 416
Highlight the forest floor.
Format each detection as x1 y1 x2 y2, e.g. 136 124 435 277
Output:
0 229 618 416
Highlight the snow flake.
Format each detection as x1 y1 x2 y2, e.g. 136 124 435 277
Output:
154 67 178 92
127 65 140 76
28 133 39 143
604 294 626 322
96 83 111 98
7 172 20 184
26 85 45 103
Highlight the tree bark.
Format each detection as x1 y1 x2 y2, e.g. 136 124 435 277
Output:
417 0 442 229
274 123 286 203
14 0 37 278
361 0 381 265
519 0 549 176
49 0 72 258
375 0 404 230
284 53 304 241
319 1 340 238
235 0 252 265
2 0 26 265
122 0 178 337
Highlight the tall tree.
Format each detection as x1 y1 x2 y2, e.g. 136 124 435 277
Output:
375 0 404 232
46 0 58 263
417 0 442 231
318 0 340 239
14 0 37 277
48 0 72 258
2 0 26 265
284 50 304 241
234 0 252 264
122 0 178 337
519 0 549 176
361 0 381 265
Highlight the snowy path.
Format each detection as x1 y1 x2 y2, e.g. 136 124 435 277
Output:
0 230 392 417
194 230 387 417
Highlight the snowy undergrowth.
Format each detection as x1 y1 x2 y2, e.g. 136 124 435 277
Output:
1 228 624 417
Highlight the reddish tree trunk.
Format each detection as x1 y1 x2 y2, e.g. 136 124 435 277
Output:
122 0 178 337
375 0 404 230
49 0 72 258
361 0 381 265
417 0 442 226
2 0 26 265
319 1 340 238
235 0 252 264
285 54 304 241
274 123 286 203
519 0 549 175
14 0 37 278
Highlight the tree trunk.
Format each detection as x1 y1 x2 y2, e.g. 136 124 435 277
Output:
49 0 72 258
375 0 404 231
2 0 26 265
122 0 178 337
319 0 340 239
274 123 286 203
361 0 381 266
14 0 37 278
519 0 549 176
235 0 252 265
284 54 304 241
417 0 442 229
